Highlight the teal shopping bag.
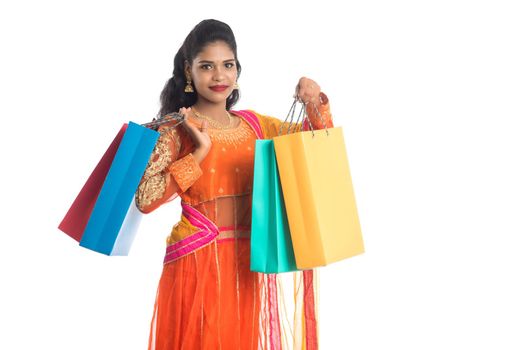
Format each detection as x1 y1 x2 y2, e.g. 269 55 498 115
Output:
250 140 298 273
79 122 159 256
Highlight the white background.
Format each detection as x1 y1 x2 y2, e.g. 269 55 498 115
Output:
1 0 523 349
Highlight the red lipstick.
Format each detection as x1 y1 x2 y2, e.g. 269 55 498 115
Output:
210 85 229 92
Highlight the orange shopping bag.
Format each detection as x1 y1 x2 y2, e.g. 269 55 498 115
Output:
273 99 364 269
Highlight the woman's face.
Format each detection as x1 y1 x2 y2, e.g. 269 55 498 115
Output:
186 41 238 106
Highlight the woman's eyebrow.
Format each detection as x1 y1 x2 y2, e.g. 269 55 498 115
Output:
197 59 236 64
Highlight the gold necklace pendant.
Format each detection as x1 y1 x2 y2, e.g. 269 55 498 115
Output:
192 108 232 129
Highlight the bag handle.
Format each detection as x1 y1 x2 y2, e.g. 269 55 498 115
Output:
141 112 185 130
278 98 329 137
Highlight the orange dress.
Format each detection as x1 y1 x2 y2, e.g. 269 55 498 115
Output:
136 94 334 350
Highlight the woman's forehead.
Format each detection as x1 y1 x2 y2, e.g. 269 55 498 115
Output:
195 41 235 62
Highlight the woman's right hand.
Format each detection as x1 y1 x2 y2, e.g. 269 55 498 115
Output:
179 107 212 163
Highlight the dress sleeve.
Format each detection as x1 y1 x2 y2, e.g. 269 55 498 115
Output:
135 124 203 214
256 92 334 138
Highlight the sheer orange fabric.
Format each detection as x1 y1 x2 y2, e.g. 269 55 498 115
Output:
136 94 333 349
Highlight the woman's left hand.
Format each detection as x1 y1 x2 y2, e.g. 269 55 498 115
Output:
294 77 321 105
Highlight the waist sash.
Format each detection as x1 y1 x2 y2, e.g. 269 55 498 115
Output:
163 202 220 264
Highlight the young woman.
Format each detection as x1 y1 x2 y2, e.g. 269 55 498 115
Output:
136 19 334 350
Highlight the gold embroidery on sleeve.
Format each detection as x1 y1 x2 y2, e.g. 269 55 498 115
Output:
143 128 180 179
169 153 203 192
136 174 167 209
136 128 181 210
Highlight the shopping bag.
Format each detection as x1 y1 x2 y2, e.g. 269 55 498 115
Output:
273 101 364 269
59 114 184 255
79 121 160 255
250 140 298 273
58 124 128 242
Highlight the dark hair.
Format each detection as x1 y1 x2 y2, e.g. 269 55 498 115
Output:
157 19 242 118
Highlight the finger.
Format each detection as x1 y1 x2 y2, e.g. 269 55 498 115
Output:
298 89 309 103
181 119 191 131
295 85 305 102
181 118 197 133
200 120 208 132
304 87 321 104
296 78 319 102
296 77 309 97
300 83 313 98
178 107 191 119
298 76 309 86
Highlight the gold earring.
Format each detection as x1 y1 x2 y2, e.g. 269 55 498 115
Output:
185 77 194 93
234 81 239 89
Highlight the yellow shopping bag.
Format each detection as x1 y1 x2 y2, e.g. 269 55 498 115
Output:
273 100 364 269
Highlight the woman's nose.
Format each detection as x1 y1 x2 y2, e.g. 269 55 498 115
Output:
212 66 224 81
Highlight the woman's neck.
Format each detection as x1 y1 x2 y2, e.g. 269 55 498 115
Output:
191 101 228 120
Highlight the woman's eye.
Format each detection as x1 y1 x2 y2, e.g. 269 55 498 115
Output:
225 62 235 68
201 64 212 70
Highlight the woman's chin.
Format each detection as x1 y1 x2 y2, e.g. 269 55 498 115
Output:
201 94 230 104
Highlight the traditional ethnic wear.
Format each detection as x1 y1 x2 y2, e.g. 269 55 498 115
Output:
136 93 334 350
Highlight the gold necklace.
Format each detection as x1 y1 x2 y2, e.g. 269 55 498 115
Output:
192 107 232 129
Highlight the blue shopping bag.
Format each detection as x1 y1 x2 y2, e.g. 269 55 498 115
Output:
79 122 159 256
250 140 298 273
